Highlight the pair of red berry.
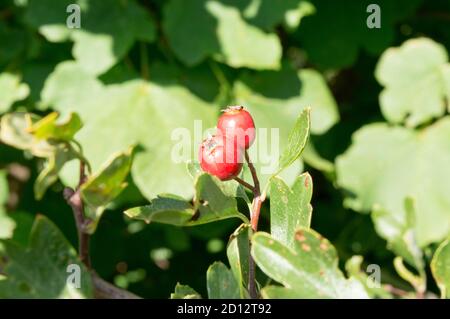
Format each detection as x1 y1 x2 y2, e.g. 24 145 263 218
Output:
199 106 255 180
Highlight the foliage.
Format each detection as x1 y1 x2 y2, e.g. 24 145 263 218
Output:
0 0 449 299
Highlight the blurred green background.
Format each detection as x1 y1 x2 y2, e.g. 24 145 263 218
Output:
1 0 449 298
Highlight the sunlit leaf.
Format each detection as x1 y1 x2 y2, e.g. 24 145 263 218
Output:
252 230 368 298
336 118 450 246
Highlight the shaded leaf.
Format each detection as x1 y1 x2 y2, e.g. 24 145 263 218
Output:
0 170 15 239
163 0 281 69
226 223 251 298
170 283 202 299
296 0 422 68
206 261 239 299
25 0 156 75
124 174 248 226
0 215 93 298
124 195 195 226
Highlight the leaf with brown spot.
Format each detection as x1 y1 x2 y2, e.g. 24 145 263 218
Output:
270 174 313 249
252 229 368 299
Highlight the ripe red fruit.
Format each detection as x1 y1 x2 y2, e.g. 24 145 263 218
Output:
198 134 243 181
217 106 255 149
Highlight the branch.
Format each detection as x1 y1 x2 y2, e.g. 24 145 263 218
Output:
384 284 411 298
63 161 91 268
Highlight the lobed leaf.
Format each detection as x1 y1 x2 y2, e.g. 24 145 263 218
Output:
375 38 450 127
336 118 450 246
0 215 93 298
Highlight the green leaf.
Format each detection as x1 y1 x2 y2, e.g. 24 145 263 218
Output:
393 256 425 295
0 215 93 298
372 198 424 274
124 195 195 226
81 147 133 209
431 237 450 299
234 67 338 136
252 230 368 298
0 73 29 113
206 261 240 299
124 174 248 226
296 0 422 68
0 170 15 239
270 173 313 249
226 224 251 298
25 0 156 75
375 38 450 127
34 144 76 200
163 0 281 69
336 118 450 246
277 108 310 174
345 256 392 299
170 283 202 299
233 66 335 187
0 113 54 157
29 112 82 141
206 1 281 70
0 112 83 199
42 62 217 200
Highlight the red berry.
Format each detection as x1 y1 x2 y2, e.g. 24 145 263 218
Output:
198 134 243 181
217 106 255 149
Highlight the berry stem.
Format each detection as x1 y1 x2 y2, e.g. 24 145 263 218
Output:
64 161 91 268
233 177 254 192
244 149 264 299
245 150 261 231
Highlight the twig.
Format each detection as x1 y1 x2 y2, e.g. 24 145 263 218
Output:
63 161 91 268
384 284 411 298
91 272 141 299
234 177 254 192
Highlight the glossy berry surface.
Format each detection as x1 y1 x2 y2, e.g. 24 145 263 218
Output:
198 134 243 181
217 106 255 149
